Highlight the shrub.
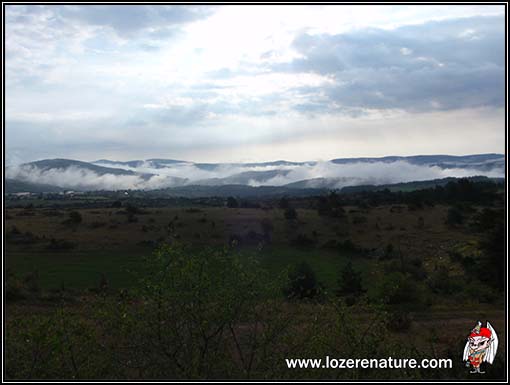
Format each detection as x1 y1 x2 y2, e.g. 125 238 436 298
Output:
380 243 394 260
402 257 427 281
336 261 365 303
46 238 76 251
317 196 346 218
284 262 322 300
375 272 428 312
5 272 26 301
23 271 40 293
127 213 138 223
284 207 297 220
98 274 108 293
278 196 289 209
99 243 285 378
6 229 40 245
260 218 274 239
61 211 82 225
338 239 359 253
226 197 239 208
478 221 504 290
9 225 21 235
89 221 106 229
428 265 455 294
351 215 367 224
446 207 464 226
291 234 316 248
125 204 142 214
387 310 413 332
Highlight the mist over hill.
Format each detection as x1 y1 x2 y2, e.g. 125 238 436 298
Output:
5 154 505 193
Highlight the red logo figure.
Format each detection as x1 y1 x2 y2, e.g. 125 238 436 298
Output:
463 321 498 374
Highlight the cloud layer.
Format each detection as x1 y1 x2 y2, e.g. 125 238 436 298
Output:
7 158 505 192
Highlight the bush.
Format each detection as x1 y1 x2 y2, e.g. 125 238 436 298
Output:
338 239 359 253
284 207 297 220
375 272 428 312
46 238 76 251
62 211 82 225
336 261 365 303
387 310 413 332
284 262 322 300
351 215 367 224
380 243 394 260
9 225 21 235
125 204 142 214
477 220 504 290
260 218 274 239
23 271 40 293
470 208 503 231
446 207 464 226
69 211 82 224
6 230 40 245
226 196 239 208
106 243 284 378
317 194 346 218
321 239 360 254
291 234 316 248
5 273 26 301
5 308 109 379
90 221 106 229
127 213 138 223
278 196 289 209
402 257 427 281
427 265 454 294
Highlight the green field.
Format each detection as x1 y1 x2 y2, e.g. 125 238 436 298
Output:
5 204 468 291
4 195 506 380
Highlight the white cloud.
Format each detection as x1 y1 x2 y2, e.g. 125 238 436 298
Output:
6 158 504 192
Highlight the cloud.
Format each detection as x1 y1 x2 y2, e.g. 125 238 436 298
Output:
256 161 504 188
6 158 504 192
4 6 506 163
273 15 504 112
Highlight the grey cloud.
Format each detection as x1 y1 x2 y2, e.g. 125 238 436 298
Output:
59 5 212 36
274 16 504 112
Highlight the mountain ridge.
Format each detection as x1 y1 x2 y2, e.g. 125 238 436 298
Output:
5 154 504 194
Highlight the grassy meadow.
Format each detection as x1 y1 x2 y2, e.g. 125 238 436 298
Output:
4 183 506 380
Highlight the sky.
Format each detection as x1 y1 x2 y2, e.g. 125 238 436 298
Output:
4 4 506 164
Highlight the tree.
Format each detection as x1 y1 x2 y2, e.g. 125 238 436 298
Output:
106 243 284 378
226 196 239 208
284 262 321 300
284 207 297 221
373 272 429 331
446 207 464 226
376 272 428 314
68 211 82 224
125 203 141 214
336 261 364 299
278 196 289 209
381 243 394 260
317 192 345 218
260 218 274 243
478 221 504 290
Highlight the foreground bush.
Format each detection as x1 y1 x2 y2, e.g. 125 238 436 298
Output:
5 243 504 380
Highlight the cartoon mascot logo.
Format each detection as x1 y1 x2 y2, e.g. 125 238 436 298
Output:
463 321 498 374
